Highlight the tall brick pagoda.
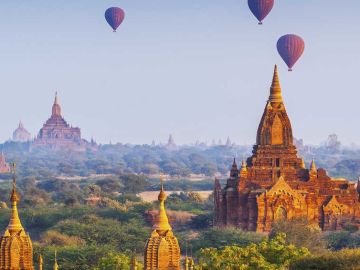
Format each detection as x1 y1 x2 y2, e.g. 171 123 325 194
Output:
214 65 360 232
31 93 96 152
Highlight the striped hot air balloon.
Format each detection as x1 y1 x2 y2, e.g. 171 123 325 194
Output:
277 34 305 71
248 0 274 25
105 7 125 32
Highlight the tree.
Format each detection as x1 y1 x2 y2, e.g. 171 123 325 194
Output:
197 233 310 270
120 174 149 194
290 249 360 270
96 177 122 193
269 218 326 254
93 252 130 270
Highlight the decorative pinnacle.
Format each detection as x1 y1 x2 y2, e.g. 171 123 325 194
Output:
38 254 44 265
54 91 59 104
153 174 172 232
241 160 247 171
7 162 24 234
54 250 59 270
269 65 283 103
10 163 18 203
310 159 317 172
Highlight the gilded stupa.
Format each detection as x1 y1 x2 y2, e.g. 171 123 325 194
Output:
144 180 181 270
0 164 35 270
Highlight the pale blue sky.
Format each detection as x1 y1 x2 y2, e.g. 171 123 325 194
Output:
0 1 359 145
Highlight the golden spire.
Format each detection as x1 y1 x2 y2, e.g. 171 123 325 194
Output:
153 175 172 233
184 241 189 270
7 163 24 235
38 254 44 270
241 160 247 171
310 159 317 172
269 65 283 103
53 250 59 270
300 158 306 169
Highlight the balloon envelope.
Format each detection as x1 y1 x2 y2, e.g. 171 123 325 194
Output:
248 0 274 24
105 7 125 32
277 34 305 71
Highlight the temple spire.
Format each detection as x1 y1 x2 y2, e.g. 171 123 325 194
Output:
7 163 24 235
52 92 62 117
269 65 283 103
153 175 172 233
230 158 239 178
53 250 59 270
38 254 44 270
310 159 317 172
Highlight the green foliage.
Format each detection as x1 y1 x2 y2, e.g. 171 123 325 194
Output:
269 218 326 253
289 249 360 270
197 233 310 270
92 252 144 270
92 252 130 270
190 227 263 252
165 191 212 214
120 174 150 194
324 231 360 250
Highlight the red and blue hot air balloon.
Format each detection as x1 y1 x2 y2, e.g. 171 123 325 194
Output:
248 0 274 25
277 34 305 71
105 7 125 32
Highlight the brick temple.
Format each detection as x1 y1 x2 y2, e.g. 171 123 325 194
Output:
31 93 97 152
214 65 360 232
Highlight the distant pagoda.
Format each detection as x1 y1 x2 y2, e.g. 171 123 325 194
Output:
144 181 181 270
0 153 10 173
12 121 31 142
166 134 177 150
31 93 96 152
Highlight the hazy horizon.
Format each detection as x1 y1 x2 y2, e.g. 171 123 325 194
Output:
1 1 359 145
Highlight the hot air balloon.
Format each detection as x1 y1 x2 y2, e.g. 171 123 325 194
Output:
248 0 274 25
105 7 125 32
277 34 305 71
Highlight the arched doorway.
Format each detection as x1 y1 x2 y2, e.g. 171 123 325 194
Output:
275 207 287 221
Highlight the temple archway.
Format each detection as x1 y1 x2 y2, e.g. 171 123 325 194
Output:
275 207 287 221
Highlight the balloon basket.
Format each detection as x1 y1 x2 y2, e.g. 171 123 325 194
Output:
258 22 263 25
288 68 293 72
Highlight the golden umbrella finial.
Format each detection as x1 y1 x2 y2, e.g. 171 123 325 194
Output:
7 162 24 234
269 64 283 103
153 173 171 232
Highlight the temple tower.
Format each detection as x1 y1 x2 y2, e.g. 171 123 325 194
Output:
0 164 34 270
214 65 360 232
144 180 181 270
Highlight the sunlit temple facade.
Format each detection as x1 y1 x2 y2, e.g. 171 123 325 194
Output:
214 65 360 232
